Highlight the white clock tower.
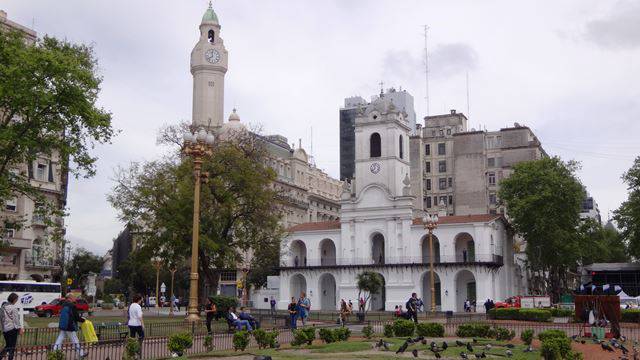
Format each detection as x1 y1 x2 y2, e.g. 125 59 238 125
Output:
191 2 228 129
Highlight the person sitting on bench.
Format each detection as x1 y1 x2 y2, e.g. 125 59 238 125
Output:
238 307 260 329
227 307 252 331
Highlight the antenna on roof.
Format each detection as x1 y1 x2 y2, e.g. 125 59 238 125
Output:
466 71 470 119
309 127 316 166
423 25 430 118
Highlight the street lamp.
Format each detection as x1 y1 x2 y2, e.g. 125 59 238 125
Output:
422 213 439 313
151 257 162 309
169 265 178 317
182 127 215 322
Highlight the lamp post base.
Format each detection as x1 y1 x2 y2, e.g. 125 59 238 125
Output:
185 312 201 322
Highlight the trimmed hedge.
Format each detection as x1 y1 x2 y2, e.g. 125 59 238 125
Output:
416 323 445 337
622 309 640 323
549 308 573 317
488 308 552 322
541 336 572 360
538 329 566 342
383 324 394 337
362 325 374 339
494 327 515 341
455 323 491 338
521 329 534 345
393 319 416 337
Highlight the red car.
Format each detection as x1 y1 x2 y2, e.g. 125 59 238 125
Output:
35 298 89 318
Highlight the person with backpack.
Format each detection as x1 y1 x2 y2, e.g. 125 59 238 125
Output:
0 293 23 360
53 293 86 358
406 293 419 324
297 292 311 326
127 295 145 347
269 296 276 316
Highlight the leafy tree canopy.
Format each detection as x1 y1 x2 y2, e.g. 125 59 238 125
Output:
68 248 103 288
356 271 384 313
614 156 640 258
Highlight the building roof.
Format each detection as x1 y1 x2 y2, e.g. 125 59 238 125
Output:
202 3 219 24
583 263 640 272
287 214 502 233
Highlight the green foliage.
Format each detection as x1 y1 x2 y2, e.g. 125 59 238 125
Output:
541 336 572 360
101 294 114 303
204 334 214 351
362 325 374 339
615 157 640 258
108 130 285 294
392 319 415 337
578 218 629 264
494 327 515 341
232 330 250 351
455 323 491 338
521 329 534 345
622 309 640 322
333 327 351 341
68 248 103 289
356 272 384 313
102 278 125 295
538 329 567 342
123 338 140 360
253 329 278 349
383 324 394 337
292 327 316 346
416 322 444 337
46 350 65 360
0 30 114 240
168 332 193 354
498 157 585 300
489 308 552 322
319 328 337 343
210 295 238 314
549 308 574 317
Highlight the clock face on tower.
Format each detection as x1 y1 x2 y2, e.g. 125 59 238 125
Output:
204 49 221 64
370 162 381 174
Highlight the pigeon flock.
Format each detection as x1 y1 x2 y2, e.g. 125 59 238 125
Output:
371 336 516 358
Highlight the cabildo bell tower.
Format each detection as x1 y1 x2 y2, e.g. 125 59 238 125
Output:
191 2 228 129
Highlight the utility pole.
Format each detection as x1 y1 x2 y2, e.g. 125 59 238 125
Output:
423 25 430 118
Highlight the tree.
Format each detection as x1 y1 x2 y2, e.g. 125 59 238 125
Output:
67 248 103 289
108 129 285 300
103 278 125 295
0 30 114 238
498 157 585 301
578 218 628 264
356 272 384 313
614 156 640 258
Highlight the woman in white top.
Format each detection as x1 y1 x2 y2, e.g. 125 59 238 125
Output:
128 294 145 346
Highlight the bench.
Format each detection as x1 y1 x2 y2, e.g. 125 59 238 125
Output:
95 322 129 342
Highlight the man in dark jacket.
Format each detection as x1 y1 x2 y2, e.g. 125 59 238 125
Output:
53 294 86 358
406 293 419 323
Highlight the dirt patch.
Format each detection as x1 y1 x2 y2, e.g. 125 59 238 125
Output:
571 342 627 360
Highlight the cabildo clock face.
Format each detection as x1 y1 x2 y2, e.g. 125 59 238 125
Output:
204 49 220 63
370 162 381 174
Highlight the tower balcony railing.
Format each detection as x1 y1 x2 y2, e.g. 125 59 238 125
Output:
280 253 504 269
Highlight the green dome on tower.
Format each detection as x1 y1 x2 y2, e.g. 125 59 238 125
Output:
202 1 219 24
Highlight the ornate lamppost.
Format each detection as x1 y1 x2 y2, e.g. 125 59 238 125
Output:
169 265 178 316
182 128 215 321
151 257 163 308
422 213 439 313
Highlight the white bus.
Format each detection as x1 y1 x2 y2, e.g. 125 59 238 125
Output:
0 280 62 310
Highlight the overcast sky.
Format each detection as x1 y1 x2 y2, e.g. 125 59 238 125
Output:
3 0 639 255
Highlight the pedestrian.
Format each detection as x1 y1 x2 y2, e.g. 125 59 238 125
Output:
269 296 276 316
463 249 467 262
288 297 298 329
0 293 23 360
416 297 424 312
359 297 365 312
227 307 252 331
204 298 217 334
338 299 349 327
406 293 419 323
127 294 145 353
297 292 311 326
464 299 470 312
348 300 353 313
394 305 402 317
53 293 87 359
143 295 149 310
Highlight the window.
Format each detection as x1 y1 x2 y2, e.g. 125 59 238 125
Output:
447 128 451 135
426 196 432 208
4 229 15 239
488 172 496 185
425 144 430 155
220 271 237 282
439 161 446 173
439 178 447 190
448 177 453 188
36 163 47 181
399 135 404 159
489 193 497 204
438 143 446 155
5 198 17 212
431 130 436 137
488 158 495 167
439 129 444 137
425 162 431 173
433 196 438 206
448 195 453 205
439 196 447 206
370 133 381 158
426 179 431 190
208 29 215 43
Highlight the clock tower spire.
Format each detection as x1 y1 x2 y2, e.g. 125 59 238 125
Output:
191 2 228 129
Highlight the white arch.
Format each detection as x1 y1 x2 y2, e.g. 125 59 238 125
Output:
371 232 385 265
455 270 477 312
290 273 307 301
454 232 475 262
421 270 442 311
369 272 386 311
319 273 337 310
421 234 440 263
290 240 307 267
319 238 337 266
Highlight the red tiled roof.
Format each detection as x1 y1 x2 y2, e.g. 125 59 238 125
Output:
412 214 502 226
288 221 340 232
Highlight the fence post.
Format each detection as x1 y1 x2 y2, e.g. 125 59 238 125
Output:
34 328 39 346
192 320 196 336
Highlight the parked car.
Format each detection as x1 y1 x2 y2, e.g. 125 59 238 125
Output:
148 296 157 307
34 298 90 318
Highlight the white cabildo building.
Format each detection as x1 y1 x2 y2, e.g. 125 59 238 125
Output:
278 95 525 313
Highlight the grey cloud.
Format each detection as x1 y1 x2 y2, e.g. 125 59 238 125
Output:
584 0 640 50
429 43 478 79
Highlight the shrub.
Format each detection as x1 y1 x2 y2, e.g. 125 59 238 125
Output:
334 327 351 341
211 295 239 316
292 327 316 346
383 324 394 337
123 338 140 360
204 334 214 351
541 336 571 360
253 329 279 349
621 309 640 323
538 329 566 342
550 308 573 317
521 329 534 345
233 330 250 351
393 319 415 337
455 323 491 338
101 303 114 310
168 332 193 355
489 308 519 320
362 325 374 339
416 323 444 337
47 350 64 360
319 328 337 343
494 327 515 341
489 308 551 322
